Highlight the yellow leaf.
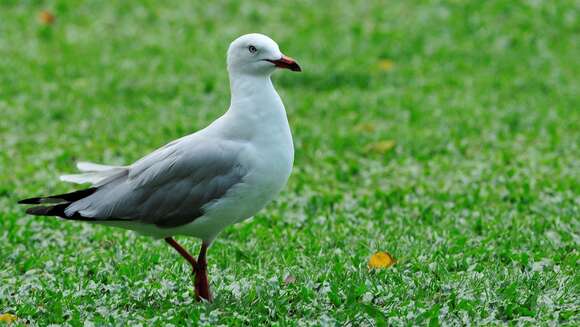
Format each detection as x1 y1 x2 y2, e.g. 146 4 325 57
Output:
354 122 376 133
377 59 395 71
365 140 396 154
368 251 396 269
38 10 55 25
0 313 17 323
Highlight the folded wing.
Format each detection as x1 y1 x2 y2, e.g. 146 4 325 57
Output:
59 136 247 228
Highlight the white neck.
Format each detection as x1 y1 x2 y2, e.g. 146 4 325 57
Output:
210 71 291 144
229 72 275 105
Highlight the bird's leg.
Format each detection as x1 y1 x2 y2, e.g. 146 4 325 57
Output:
164 237 212 302
164 237 197 269
194 242 212 302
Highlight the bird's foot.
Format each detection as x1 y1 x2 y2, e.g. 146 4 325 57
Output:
165 237 212 302
193 261 212 302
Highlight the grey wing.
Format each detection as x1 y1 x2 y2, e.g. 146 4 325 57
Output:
65 137 248 228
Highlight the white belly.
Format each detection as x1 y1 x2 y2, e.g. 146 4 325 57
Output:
174 138 294 241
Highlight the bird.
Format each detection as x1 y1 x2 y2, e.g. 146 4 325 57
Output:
18 33 301 302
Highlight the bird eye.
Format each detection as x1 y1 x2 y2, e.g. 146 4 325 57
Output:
248 45 257 54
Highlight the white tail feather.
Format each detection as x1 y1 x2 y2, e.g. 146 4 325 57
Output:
77 161 123 172
61 161 127 186
60 172 105 185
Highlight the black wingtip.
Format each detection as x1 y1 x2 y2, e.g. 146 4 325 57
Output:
25 204 101 221
18 187 97 205
26 206 50 215
18 197 42 204
25 204 69 218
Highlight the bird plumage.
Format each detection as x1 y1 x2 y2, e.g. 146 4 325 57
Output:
17 33 301 302
19 33 298 244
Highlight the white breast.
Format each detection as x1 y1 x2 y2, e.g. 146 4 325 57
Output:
175 80 294 241
209 111 294 218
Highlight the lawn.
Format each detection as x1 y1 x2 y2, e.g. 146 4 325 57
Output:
1 0 578 325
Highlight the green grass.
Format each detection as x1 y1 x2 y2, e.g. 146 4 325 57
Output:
1 0 579 325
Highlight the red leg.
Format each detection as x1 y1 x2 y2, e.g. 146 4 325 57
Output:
165 237 197 270
194 242 212 302
165 237 212 302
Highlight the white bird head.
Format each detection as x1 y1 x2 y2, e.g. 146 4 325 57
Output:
227 33 301 76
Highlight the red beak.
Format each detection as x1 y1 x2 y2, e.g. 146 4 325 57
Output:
266 55 302 72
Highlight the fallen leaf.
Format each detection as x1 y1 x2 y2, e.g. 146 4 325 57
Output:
354 122 376 133
0 313 17 323
377 59 395 72
365 140 396 154
38 10 55 25
284 274 296 285
368 251 396 269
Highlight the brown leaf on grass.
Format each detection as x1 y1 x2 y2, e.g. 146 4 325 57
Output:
368 251 397 269
377 59 395 72
354 122 377 133
365 140 396 154
38 10 55 25
284 274 296 285
0 313 17 324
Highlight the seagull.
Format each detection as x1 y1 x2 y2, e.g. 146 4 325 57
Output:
18 33 301 302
